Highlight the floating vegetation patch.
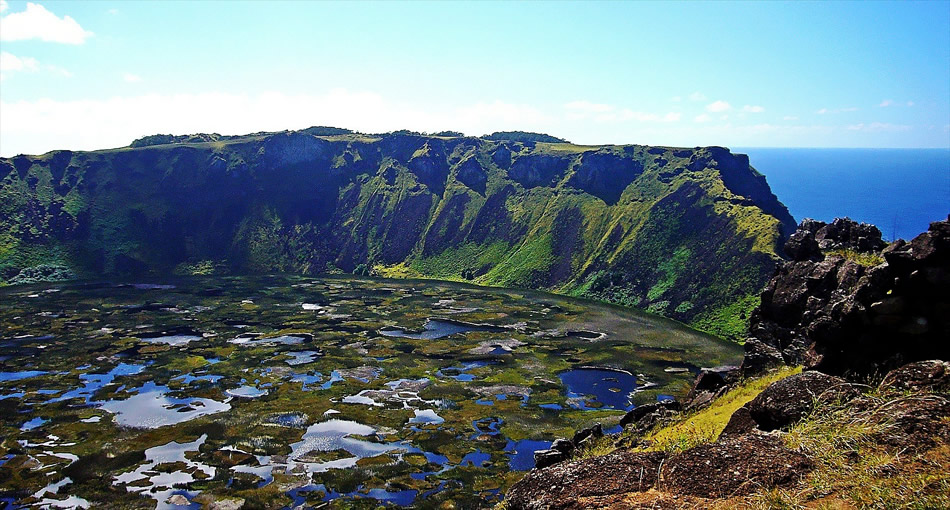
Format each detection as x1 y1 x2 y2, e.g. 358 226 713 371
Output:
0 275 740 507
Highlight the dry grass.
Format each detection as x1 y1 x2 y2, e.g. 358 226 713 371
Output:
568 371 949 510
765 388 950 509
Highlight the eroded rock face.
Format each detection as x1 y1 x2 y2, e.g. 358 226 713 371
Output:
506 435 812 509
743 216 950 377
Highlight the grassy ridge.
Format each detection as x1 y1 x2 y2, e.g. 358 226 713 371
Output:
0 131 795 340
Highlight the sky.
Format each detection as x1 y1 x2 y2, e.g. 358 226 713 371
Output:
1 0 948 156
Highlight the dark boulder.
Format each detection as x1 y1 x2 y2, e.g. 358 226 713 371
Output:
719 405 757 437
685 385 730 412
691 368 727 393
506 450 666 509
814 217 887 252
741 338 785 377
875 395 950 451
506 435 812 509
619 400 681 429
661 435 813 498
784 228 822 261
572 423 603 446
534 449 570 470
747 371 857 431
880 360 950 392
551 438 575 454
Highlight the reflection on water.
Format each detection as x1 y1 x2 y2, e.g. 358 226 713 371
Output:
226 385 268 398
101 382 231 428
379 319 503 340
20 416 47 431
0 370 48 382
52 363 147 404
505 439 553 471
140 335 202 346
114 434 212 509
0 275 741 507
559 368 637 411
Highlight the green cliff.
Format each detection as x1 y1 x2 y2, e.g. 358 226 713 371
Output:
0 129 795 340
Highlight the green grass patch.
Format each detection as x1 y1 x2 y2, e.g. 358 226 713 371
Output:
642 365 802 453
647 247 690 301
690 293 759 342
483 234 555 288
825 248 885 267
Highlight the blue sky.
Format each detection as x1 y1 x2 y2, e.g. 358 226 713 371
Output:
1 0 948 155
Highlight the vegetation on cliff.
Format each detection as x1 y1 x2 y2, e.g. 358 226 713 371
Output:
0 128 795 340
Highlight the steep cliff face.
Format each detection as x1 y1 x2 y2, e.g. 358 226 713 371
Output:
0 130 795 339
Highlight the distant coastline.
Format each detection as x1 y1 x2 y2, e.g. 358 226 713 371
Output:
738 147 950 240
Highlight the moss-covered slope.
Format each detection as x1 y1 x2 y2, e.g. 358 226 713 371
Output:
0 130 795 339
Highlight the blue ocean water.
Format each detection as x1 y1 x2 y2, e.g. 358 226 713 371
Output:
736 148 950 241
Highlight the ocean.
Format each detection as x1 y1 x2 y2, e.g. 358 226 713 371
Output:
736 148 950 241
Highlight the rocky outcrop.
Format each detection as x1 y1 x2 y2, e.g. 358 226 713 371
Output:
874 395 950 451
742 216 950 377
879 360 950 392
746 371 856 431
506 435 812 509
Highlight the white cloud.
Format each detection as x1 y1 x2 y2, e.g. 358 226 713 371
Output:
565 100 679 124
0 89 932 156
0 0 8 13
46 64 71 77
705 100 731 113
783 115 799 121
107 8 119 15
0 51 38 80
613 109 681 123
0 2 94 44
0 90 563 156
688 91 706 101
123 73 142 83
0 51 39 72
878 99 894 107
847 122 911 132
816 106 858 114
0 51 71 80
671 96 682 102
742 105 764 113
564 100 613 114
